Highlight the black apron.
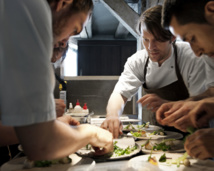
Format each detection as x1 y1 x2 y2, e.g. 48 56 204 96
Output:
142 43 189 134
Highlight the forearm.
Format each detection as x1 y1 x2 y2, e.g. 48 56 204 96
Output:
14 121 96 161
187 87 214 101
106 93 127 117
0 123 19 146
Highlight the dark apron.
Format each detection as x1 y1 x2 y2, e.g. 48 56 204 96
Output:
142 43 189 134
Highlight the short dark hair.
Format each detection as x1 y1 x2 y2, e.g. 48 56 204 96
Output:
162 0 211 29
52 0 93 38
137 5 172 42
68 0 93 14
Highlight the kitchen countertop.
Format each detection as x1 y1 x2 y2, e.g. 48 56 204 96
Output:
2 120 214 171
2 152 214 171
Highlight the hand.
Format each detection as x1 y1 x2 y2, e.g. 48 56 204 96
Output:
137 94 168 112
89 125 114 156
55 99 66 117
57 115 80 126
101 115 123 139
156 101 197 132
188 97 214 128
185 128 214 159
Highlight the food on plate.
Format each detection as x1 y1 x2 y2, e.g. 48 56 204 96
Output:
124 123 136 130
152 139 173 151
149 129 166 136
143 139 181 152
77 139 139 160
148 156 158 166
159 153 167 162
18 144 72 169
23 156 72 169
166 152 190 167
137 122 150 129
144 139 153 150
113 141 138 157
147 152 190 168
130 130 147 137
183 158 191 167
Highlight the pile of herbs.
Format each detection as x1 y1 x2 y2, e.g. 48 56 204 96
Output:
113 141 137 157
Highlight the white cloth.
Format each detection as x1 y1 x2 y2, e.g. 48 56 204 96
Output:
0 0 56 126
114 42 209 100
202 55 214 88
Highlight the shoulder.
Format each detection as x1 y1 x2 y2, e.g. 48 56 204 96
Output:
175 42 204 72
126 49 147 63
175 41 201 61
175 41 192 53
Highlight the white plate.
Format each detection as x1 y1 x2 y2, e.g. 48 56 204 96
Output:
1 154 94 171
127 131 183 140
123 124 162 133
76 137 141 161
137 139 185 154
127 153 195 171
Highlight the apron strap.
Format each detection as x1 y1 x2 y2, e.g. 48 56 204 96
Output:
143 56 150 89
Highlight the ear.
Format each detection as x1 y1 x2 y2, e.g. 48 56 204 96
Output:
171 35 176 43
56 0 73 12
204 1 214 25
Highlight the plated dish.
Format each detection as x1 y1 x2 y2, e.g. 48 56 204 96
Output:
123 123 162 133
137 139 185 154
127 130 183 140
76 137 141 161
127 153 195 171
1 154 95 171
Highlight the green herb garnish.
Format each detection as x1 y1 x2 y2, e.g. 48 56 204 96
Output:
113 141 137 157
159 153 167 162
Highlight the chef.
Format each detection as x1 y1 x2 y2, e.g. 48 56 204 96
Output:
101 5 213 138
157 0 214 160
0 0 113 164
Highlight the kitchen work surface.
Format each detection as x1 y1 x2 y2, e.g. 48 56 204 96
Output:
2 147 214 171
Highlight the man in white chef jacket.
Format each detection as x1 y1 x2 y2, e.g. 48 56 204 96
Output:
156 0 214 160
0 0 113 163
101 5 213 138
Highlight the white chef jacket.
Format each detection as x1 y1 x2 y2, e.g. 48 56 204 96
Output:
114 42 209 101
0 0 56 126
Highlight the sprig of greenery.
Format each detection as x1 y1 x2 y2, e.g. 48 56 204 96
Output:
34 156 71 167
137 122 150 129
113 141 137 157
141 138 151 148
125 123 136 130
166 152 188 167
150 129 165 135
166 127 196 167
153 142 171 151
159 153 167 162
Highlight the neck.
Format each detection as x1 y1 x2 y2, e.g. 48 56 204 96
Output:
158 45 172 67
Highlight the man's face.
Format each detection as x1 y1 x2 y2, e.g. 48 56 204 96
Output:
170 15 214 57
51 44 67 63
53 11 89 48
141 25 172 65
